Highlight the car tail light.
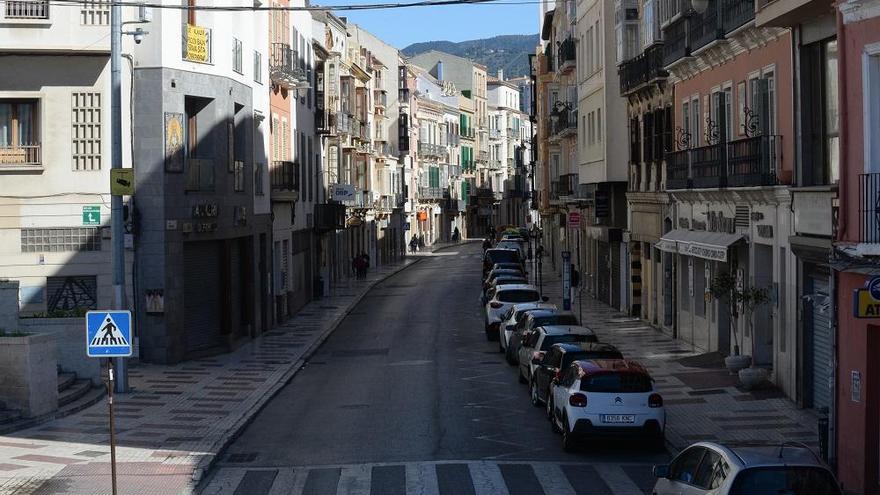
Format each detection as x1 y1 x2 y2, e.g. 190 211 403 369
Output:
554 369 563 382
532 351 545 361
569 393 588 407
490 302 503 309
649 393 663 408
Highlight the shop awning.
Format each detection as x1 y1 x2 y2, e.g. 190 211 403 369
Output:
656 229 745 262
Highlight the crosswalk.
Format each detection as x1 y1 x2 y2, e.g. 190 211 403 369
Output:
201 460 655 495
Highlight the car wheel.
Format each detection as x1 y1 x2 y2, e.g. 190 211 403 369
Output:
505 346 517 366
550 403 561 433
545 395 553 420
561 416 577 452
530 380 542 407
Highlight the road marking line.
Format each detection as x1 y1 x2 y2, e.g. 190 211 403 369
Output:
202 467 246 495
531 463 577 495
337 464 371 495
594 463 645 494
468 461 511 495
405 462 440 495
267 467 297 495
287 466 310 495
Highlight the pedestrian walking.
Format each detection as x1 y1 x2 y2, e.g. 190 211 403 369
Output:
361 251 370 277
351 256 359 278
410 235 418 254
418 234 425 249
453 227 461 242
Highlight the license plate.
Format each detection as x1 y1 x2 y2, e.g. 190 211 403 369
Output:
602 414 635 424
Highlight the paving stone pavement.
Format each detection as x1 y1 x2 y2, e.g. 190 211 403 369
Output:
526 257 821 453
0 256 430 495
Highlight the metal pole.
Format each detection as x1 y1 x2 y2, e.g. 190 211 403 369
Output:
107 359 118 495
111 4 128 392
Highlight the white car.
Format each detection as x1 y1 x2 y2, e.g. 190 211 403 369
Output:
498 302 557 354
484 284 546 341
496 239 527 259
652 441 842 495
517 325 598 384
547 359 665 452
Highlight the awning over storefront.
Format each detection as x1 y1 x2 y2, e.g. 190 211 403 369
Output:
656 229 745 262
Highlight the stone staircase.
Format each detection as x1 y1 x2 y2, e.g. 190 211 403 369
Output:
0 369 105 435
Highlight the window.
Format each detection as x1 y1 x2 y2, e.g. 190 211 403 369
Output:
233 160 244 192
253 50 262 83
670 447 706 485
81 0 109 25
597 108 602 141
579 372 653 392
71 92 102 171
0 99 39 165
21 227 101 252
255 162 264 195
691 97 701 146
232 38 243 74
801 38 841 185
47 276 97 312
693 450 722 488
867 45 880 175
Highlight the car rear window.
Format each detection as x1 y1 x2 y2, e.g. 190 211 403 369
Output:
498 290 539 303
579 372 652 393
541 334 596 350
562 350 623 368
487 251 520 264
729 467 841 495
532 315 579 327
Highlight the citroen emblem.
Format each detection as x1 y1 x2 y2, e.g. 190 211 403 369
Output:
614 396 622 404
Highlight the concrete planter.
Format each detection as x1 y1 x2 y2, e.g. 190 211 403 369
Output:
725 354 752 374
738 367 770 391
0 333 58 417
20 317 100 385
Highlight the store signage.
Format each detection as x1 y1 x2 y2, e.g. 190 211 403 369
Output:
679 242 728 262
192 203 219 218
568 212 581 228
184 24 210 63
853 276 880 318
757 225 773 238
707 211 736 234
331 184 355 202
656 239 677 253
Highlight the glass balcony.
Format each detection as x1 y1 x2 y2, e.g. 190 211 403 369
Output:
662 17 690 66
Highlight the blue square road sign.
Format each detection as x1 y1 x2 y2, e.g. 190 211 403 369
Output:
86 310 132 358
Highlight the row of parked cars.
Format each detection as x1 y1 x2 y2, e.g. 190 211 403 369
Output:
480 236 843 495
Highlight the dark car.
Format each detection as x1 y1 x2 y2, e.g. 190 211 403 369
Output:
483 248 522 277
506 310 581 364
492 262 526 275
529 342 624 407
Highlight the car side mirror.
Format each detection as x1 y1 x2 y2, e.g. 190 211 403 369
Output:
652 465 670 479
542 296 549 302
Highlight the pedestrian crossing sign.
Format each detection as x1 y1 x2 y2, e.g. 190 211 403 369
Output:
86 310 132 357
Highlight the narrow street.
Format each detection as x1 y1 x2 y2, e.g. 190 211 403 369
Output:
201 243 668 494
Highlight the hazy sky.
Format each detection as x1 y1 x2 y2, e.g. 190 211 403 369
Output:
335 0 539 49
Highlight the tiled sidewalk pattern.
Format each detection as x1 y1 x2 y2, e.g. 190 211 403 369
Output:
529 258 820 452
0 257 422 495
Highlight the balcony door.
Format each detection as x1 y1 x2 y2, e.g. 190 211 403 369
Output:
0 100 38 158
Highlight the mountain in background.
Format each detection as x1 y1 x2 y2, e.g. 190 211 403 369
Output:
401 34 539 80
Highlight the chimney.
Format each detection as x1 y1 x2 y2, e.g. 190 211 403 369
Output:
498 69 504 81
436 61 444 81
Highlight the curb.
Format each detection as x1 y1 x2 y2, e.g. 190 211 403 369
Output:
192 258 423 487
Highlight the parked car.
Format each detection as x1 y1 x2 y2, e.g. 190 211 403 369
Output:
529 342 624 407
484 268 526 288
481 276 528 306
498 302 557 353
517 325 597 384
483 248 522 277
484 285 546 340
491 262 527 275
548 359 665 452
496 239 527 259
651 442 842 495
507 310 580 365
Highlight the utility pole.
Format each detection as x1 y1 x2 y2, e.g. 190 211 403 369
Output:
110 3 128 394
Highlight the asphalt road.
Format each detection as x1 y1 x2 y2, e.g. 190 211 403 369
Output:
203 242 669 494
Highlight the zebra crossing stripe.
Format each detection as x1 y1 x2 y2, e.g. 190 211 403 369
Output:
336 464 371 495
531 463 577 495
468 461 510 495
266 467 297 495
405 462 439 495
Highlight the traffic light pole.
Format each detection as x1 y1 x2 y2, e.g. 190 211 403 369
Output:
111 4 128 393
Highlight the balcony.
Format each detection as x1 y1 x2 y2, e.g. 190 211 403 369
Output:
689 1 724 53
859 173 880 245
418 142 447 159
355 142 373 155
665 135 780 190
317 110 336 135
489 129 502 139
270 160 299 201
376 195 396 210
336 113 355 136
619 44 668 96
342 189 373 209
182 24 213 64
374 90 387 109
477 150 489 163
663 16 690 66
550 105 577 139
269 43 306 89
4 0 48 19
375 142 397 157
0 144 41 169
448 164 462 178
419 186 445 200
721 0 755 33
557 37 576 74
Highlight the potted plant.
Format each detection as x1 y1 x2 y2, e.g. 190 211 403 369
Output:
708 272 770 379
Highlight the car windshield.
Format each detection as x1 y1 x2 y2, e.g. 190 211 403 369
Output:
562 350 623 368
497 290 539 303
486 250 520 264
729 467 841 495
540 334 596 350
533 315 579 327
579 372 652 393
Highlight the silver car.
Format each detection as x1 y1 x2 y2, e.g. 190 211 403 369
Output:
652 441 842 495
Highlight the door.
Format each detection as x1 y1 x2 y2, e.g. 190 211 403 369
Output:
664 250 675 331
184 241 223 355
598 241 610 304
752 244 774 366
655 446 707 494
806 271 832 411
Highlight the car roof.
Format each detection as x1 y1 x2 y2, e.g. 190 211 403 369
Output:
689 442 828 468
489 269 522 275
526 309 560 319
511 302 557 312
574 359 650 377
551 342 619 353
493 262 522 267
498 239 525 243
486 248 518 254
538 325 595 336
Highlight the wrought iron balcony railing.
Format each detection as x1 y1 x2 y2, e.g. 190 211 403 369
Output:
418 142 447 158
0 144 41 167
419 186 445 200
269 43 306 88
689 1 724 53
271 160 299 193
663 16 690 66
665 135 780 190
859 173 880 243
558 37 576 73
619 44 669 95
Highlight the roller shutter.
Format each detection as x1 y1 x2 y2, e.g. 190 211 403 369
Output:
184 241 222 354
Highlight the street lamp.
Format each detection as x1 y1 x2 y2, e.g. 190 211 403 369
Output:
690 0 709 14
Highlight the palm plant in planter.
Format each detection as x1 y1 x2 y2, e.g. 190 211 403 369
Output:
708 272 771 382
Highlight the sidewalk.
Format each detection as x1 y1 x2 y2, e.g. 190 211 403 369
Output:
0 258 422 495
531 261 820 453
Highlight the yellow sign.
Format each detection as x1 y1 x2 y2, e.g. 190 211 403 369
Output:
110 169 134 196
854 289 880 318
185 24 209 63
